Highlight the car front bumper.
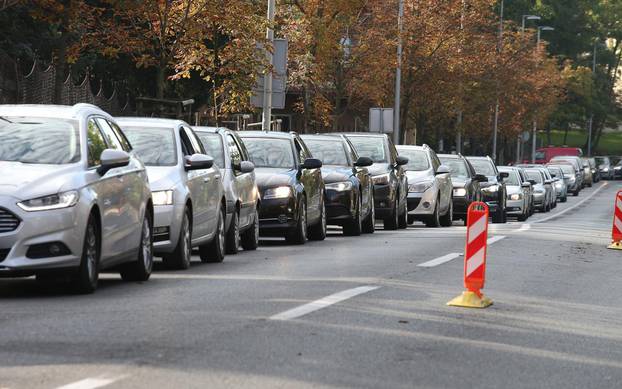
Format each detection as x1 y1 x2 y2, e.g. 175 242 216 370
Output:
325 188 355 224
0 195 86 275
506 199 524 215
153 202 186 254
373 184 396 218
258 196 299 236
407 187 438 217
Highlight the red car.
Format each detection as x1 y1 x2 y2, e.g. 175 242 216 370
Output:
533 147 583 164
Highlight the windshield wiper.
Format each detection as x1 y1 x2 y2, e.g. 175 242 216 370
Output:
0 116 12 123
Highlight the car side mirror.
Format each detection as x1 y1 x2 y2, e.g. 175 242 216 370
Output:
97 149 130 175
301 158 322 170
435 165 450 175
521 182 531 188
354 156 374 167
474 174 488 183
238 161 255 173
395 155 409 166
185 154 214 171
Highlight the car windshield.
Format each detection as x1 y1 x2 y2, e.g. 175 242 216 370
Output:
548 167 563 178
468 159 496 176
347 136 387 163
439 158 469 178
196 133 225 168
243 137 295 169
525 170 543 183
595 157 608 165
550 164 574 175
501 170 520 185
122 126 177 166
398 149 429 171
303 139 349 166
0 117 80 164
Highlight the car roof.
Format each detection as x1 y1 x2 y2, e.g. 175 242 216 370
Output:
193 126 229 134
0 103 111 120
337 132 387 139
438 153 463 159
116 117 189 128
238 131 294 139
300 134 345 142
396 145 425 151
465 156 491 161
498 166 518 170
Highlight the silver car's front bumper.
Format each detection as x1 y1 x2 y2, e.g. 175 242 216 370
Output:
0 194 85 273
407 186 438 216
153 202 186 254
506 199 524 215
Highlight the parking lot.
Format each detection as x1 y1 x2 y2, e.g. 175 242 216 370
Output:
0 181 620 389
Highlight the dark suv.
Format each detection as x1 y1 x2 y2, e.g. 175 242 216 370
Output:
194 127 260 254
466 156 509 223
238 131 326 244
341 133 409 230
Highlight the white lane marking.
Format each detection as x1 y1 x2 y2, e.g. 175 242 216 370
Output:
487 235 506 245
535 182 608 224
468 215 487 243
466 246 486 276
55 376 126 389
418 252 462 267
517 223 531 232
270 286 379 321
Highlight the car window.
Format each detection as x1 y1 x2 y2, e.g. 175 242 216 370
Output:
501 170 520 185
227 134 243 168
397 149 429 171
87 119 108 167
430 151 441 171
294 138 308 163
388 139 398 165
304 139 349 166
525 170 543 183
108 121 132 152
242 137 295 169
182 126 204 155
0 116 80 165
179 127 196 156
468 159 496 176
347 136 387 163
122 126 178 166
94 118 123 151
196 132 225 168
439 157 469 178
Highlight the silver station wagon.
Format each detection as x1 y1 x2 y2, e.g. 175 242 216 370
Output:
0 104 154 293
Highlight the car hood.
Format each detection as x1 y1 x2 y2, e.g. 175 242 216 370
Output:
506 185 521 195
145 166 180 191
405 170 433 184
254 167 296 189
0 161 82 200
321 165 353 184
367 163 391 177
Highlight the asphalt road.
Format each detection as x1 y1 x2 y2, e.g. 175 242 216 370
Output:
1 181 621 389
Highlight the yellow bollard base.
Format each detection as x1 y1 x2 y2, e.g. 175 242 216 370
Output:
608 241 622 250
447 291 493 309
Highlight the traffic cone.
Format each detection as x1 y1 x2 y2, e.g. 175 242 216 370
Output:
608 190 622 250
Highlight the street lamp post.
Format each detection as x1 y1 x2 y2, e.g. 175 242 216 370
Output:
491 0 504 163
587 41 604 157
521 15 541 33
531 26 555 163
262 0 276 131
393 0 404 145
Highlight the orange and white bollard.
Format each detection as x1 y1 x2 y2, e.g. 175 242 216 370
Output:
447 202 493 308
608 190 622 250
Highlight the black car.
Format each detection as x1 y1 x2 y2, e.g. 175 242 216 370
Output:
594 156 614 179
301 134 375 235
194 126 260 254
341 133 409 230
438 154 486 225
466 156 509 223
238 131 326 244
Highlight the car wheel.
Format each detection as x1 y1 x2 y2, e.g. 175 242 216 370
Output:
286 197 308 244
425 200 441 227
398 197 408 229
120 212 153 282
225 210 240 255
241 207 259 251
344 195 362 236
73 215 100 294
439 199 453 227
362 193 375 234
561 196 567 203
309 197 327 241
163 209 192 270
384 199 399 230
200 205 226 263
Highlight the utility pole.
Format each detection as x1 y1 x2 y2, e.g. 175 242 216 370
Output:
491 0 504 162
532 26 554 163
588 43 597 157
262 0 276 131
393 0 404 145
520 14 540 163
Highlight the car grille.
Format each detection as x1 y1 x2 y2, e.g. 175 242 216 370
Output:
0 208 20 233
0 248 9 263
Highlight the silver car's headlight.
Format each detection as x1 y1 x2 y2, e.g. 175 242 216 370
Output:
453 188 467 197
555 182 563 188
326 182 353 192
409 181 433 193
603 167 610 172
509 193 522 201
17 190 79 212
152 190 174 206
372 173 391 185
264 186 292 199
482 185 499 193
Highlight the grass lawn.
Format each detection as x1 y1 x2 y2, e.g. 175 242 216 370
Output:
546 130 622 155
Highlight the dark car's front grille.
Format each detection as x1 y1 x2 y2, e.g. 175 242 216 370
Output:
0 248 9 263
0 208 20 233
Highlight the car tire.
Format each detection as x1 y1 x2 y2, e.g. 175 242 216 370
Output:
286 197 308 244
362 194 375 234
120 212 153 282
200 205 226 263
163 209 192 270
309 198 327 241
384 199 399 230
425 200 441 227
73 215 100 294
343 195 362 236
241 207 259 251
398 198 408 229
561 196 567 203
439 200 453 227
225 210 240 255
573 189 580 197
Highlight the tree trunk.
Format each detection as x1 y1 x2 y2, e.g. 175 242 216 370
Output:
156 64 166 99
